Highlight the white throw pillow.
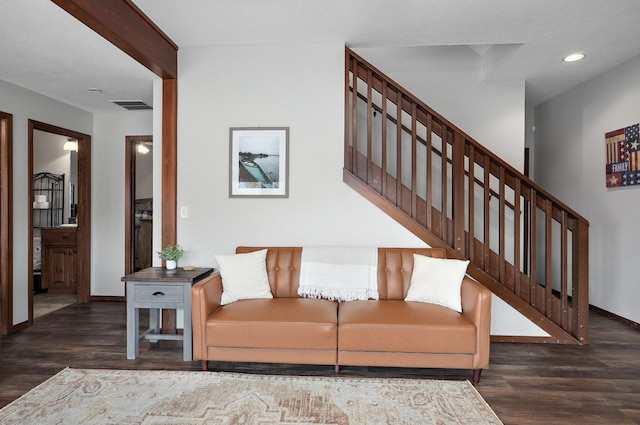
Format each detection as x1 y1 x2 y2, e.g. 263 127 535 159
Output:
405 254 470 313
215 249 273 305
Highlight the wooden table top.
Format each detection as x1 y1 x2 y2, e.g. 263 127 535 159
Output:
121 267 214 283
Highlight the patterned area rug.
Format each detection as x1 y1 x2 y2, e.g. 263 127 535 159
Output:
0 368 503 424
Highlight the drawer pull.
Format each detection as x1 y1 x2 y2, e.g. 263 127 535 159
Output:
152 291 165 297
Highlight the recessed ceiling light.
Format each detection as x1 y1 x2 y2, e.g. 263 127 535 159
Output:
563 53 585 62
87 87 103 93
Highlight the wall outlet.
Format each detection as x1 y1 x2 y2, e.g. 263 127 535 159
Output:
180 206 188 218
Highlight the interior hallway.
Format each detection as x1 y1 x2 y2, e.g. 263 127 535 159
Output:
33 293 76 319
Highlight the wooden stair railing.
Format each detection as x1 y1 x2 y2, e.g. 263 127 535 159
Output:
344 48 589 344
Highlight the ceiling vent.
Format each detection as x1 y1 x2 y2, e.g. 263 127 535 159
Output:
109 100 152 110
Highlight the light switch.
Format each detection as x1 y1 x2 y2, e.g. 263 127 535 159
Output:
180 206 188 218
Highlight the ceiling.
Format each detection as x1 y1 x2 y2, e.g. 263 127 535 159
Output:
2 0 640 113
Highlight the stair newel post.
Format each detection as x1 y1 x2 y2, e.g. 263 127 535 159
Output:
573 218 589 343
452 133 466 256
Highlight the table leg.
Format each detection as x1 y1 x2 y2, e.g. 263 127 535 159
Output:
182 312 192 361
126 282 139 359
149 308 160 343
183 284 192 361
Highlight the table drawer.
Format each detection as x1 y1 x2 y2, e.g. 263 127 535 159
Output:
133 284 184 304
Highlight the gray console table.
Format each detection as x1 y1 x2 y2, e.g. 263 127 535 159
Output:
121 267 214 361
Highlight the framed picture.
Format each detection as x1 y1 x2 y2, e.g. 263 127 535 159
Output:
229 127 289 197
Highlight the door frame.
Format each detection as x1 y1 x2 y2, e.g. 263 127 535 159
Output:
0 111 13 334
124 135 152 274
28 120 92 323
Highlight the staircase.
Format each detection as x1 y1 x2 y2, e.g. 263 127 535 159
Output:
344 48 589 344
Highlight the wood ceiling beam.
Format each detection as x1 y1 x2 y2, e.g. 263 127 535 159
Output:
50 0 178 79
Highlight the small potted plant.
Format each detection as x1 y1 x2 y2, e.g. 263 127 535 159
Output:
157 244 184 270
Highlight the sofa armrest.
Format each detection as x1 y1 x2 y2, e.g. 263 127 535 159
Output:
460 277 492 369
191 272 222 360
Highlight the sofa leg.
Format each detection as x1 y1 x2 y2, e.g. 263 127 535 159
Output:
335 364 340 373
472 369 482 384
201 360 209 371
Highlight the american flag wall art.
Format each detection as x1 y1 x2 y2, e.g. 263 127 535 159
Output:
605 123 640 187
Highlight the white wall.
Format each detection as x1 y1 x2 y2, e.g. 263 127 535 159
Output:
535 54 640 324
0 79 93 325
176 43 425 267
353 46 526 172
91 110 153 296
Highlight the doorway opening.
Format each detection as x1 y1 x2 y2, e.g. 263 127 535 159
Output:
125 136 153 274
28 120 91 324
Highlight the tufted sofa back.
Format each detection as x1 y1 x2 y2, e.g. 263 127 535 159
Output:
235 246 449 300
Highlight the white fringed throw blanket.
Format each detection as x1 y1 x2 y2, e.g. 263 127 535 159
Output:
298 246 378 301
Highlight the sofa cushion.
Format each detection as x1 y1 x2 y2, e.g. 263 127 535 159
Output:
405 254 469 312
338 300 476 354
215 249 273 305
206 298 338 350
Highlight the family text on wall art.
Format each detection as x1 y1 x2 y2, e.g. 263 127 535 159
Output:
605 123 640 188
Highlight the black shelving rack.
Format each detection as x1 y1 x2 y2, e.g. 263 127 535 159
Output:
33 172 65 228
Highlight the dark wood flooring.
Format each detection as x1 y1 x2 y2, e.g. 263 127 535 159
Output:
1 301 639 424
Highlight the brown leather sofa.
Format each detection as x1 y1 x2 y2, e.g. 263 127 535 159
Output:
192 246 492 383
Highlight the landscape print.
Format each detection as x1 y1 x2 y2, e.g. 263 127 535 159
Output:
238 137 280 189
229 128 289 197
